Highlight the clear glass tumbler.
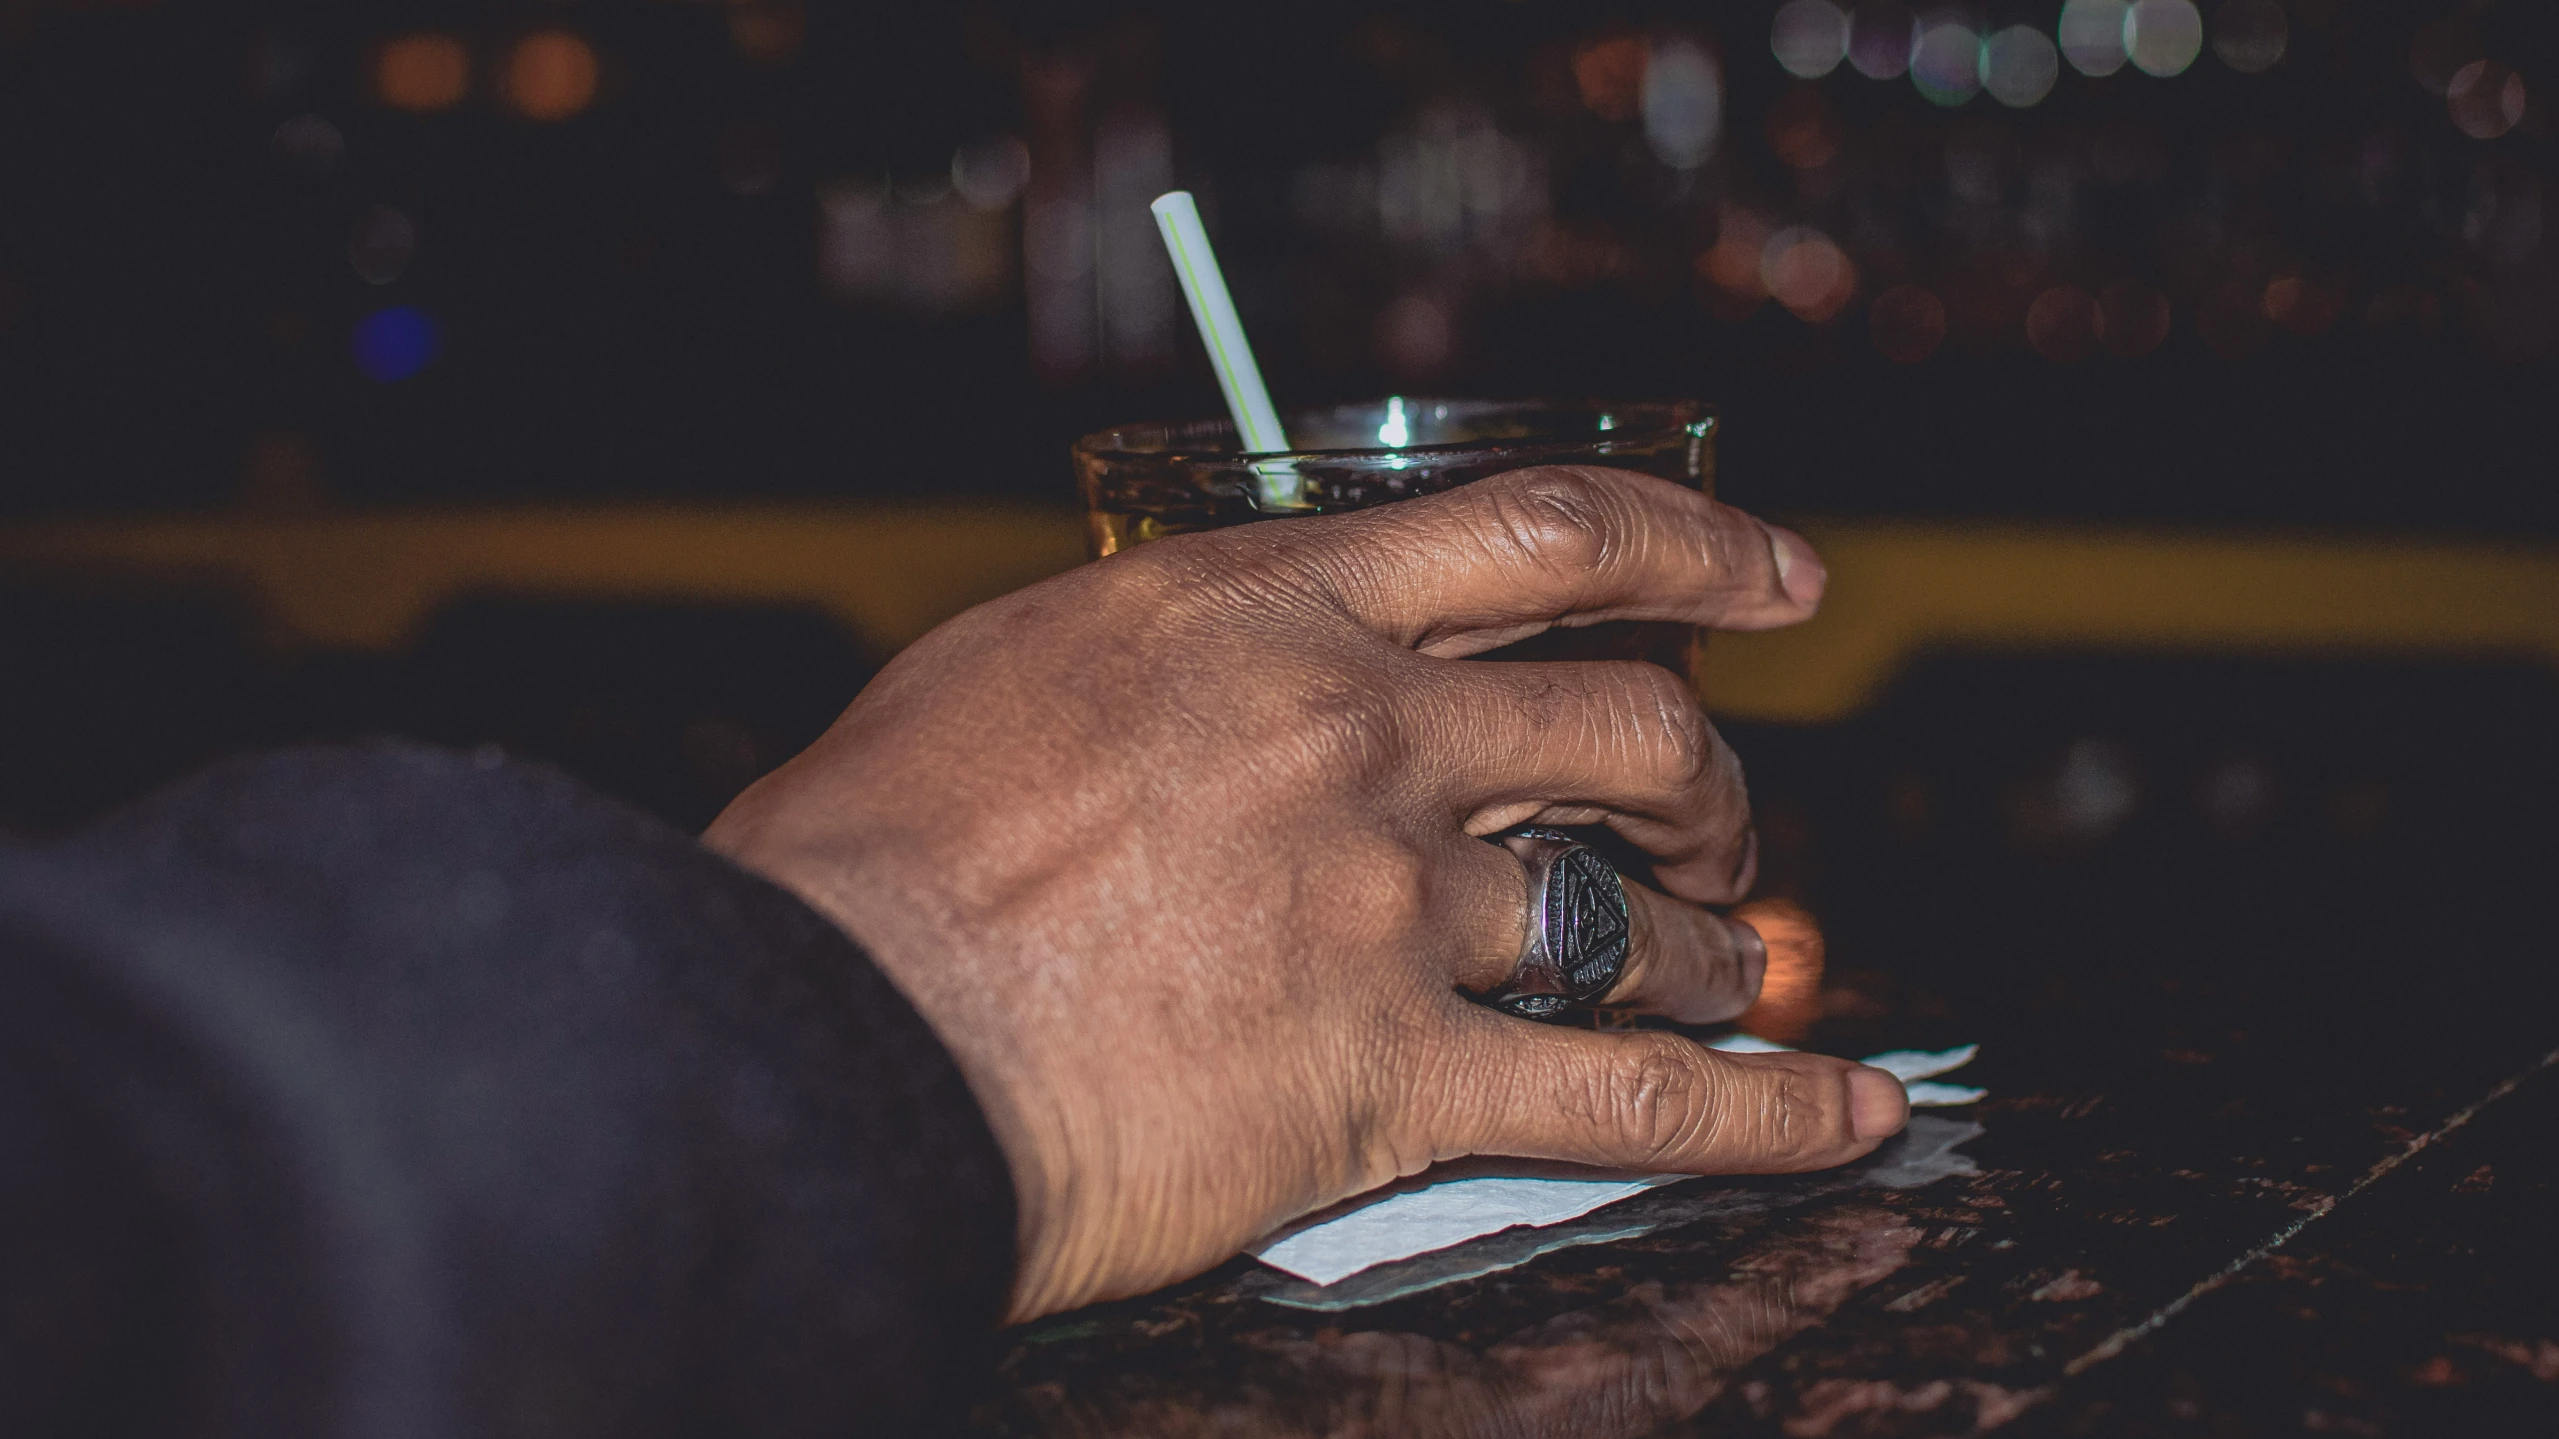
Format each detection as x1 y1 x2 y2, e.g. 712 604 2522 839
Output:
1072 397 1717 675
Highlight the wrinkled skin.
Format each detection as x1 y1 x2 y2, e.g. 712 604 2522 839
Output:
707 466 1909 1321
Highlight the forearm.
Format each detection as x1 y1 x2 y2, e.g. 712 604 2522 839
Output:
0 742 1015 1436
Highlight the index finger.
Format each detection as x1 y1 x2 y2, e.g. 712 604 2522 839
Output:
1295 466 1827 656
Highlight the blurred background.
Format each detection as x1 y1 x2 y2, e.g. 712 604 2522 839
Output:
1 1 2554 1009
4 0 2552 521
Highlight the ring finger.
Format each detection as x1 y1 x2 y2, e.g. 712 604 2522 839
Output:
1441 838 1765 1024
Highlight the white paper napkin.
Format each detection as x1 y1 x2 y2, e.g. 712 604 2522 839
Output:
1253 1168 1680 1287
1251 1034 1985 1286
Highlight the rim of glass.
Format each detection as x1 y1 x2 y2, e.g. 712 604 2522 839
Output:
1072 397 1714 463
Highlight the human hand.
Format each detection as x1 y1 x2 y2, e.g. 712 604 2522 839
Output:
704 466 1909 1322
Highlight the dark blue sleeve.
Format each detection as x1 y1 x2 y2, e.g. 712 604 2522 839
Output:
0 742 1016 1438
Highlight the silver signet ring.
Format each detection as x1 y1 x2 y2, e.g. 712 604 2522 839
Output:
1485 828 1632 1019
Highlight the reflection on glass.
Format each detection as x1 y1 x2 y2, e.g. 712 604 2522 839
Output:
1377 395 1412 448
1007 1206 1919 1438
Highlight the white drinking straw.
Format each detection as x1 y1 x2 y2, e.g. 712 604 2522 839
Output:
1150 191 1291 454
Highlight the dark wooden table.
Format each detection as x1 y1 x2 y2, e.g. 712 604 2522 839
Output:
973 657 2559 1436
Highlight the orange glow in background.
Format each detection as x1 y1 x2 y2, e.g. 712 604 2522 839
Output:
1732 898 1827 1043
506 32 600 122
376 34 471 112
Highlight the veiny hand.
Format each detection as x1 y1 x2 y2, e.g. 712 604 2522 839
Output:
705 466 1909 1322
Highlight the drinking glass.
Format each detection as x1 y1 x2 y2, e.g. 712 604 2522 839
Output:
1072 398 1716 675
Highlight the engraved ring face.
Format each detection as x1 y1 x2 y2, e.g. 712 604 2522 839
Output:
1490 829 1632 1019
1545 845 1632 996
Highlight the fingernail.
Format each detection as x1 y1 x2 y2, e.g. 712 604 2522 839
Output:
1849 1065 1910 1141
1764 524 1827 608
1721 914 1768 1004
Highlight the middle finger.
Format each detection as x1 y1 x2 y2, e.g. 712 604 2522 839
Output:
1405 655 1757 904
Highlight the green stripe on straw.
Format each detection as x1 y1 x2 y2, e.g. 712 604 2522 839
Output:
1151 191 1291 456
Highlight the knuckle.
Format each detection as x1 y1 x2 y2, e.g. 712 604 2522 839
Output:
1081 541 1219 640
1289 659 1411 779
1315 831 1434 942
1725 826 1762 899
1135 524 1352 628
1094 530 1200 592
1593 1045 1847 1171
1480 467 1625 576
1733 1060 1838 1168
1613 663 1713 790
1601 1037 1718 1165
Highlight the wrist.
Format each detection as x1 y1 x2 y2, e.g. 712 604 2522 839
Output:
702 800 1086 1324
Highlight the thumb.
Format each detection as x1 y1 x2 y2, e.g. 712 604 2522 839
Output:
1424 1014 1909 1174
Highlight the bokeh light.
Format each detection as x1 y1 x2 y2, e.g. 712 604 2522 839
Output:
1761 226 1857 322
1375 293 1452 377
2263 275 2340 337
2126 0 2204 79
2408 17 2483 98
728 1 805 66
2447 61 2527 141
271 113 345 181
347 205 417 286
1698 210 1771 308
1847 0 1915 81
353 306 439 382
2027 285 2102 362
1767 84 1843 170
1771 0 1850 81
1911 24 1983 107
1869 284 1946 362
1573 35 1647 122
2099 280 2171 357
1729 898 1826 1044
2212 0 2287 75
2011 737 2143 849
951 135 1031 211
1982 26 2060 108
376 34 470 112
2197 753 2278 837
506 31 599 121
2365 285 2443 334
2196 281 2268 358
2059 0 2130 78
1642 38 1723 170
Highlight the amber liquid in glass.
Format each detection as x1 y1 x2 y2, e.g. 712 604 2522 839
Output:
1077 400 1715 674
